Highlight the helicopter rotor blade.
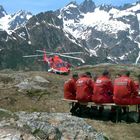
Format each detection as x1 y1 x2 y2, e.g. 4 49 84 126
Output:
36 50 53 54
23 54 44 58
55 53 85 63
36 50 85 63
61 52 83 55
36 50 83 55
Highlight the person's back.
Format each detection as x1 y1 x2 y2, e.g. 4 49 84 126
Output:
134 74 140 93
113 71 140 105
64 74 78 100
76 74 93 102
114 76 135 99
92 70 113 103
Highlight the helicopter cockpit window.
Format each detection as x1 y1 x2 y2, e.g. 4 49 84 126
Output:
56 63 65 68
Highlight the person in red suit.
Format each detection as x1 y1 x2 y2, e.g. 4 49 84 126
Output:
76 72 94 102
134 74 140 93
64 73 78 100
64 73 79 115
134 81 139 92
92 70 113 103
113 71 140 105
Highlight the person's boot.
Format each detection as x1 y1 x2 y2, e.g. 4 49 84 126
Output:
98 106 104 118
109 106 116 122
70 103 80 116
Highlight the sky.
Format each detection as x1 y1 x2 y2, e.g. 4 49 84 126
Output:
0 0 139 14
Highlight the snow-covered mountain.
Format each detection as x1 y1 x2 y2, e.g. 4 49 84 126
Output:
57 0 140 64
0 6 32 34
1 0 140 69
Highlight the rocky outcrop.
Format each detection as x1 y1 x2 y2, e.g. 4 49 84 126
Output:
15 76 50 91
0 128 37 140
0 109 105 140
80 0 96 13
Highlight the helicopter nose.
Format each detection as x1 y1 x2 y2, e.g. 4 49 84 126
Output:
60 67 69 72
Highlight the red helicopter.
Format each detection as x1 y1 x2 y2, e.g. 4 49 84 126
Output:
23 49 84 75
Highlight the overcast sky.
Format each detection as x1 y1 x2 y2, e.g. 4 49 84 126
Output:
0 0 139 14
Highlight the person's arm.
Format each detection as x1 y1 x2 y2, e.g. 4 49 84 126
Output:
130 80 138 97
87 79 94 94
107 80 113 95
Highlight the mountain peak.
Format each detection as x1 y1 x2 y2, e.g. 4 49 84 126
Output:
67 1 77 6
0 5 7 18
9 10 32 30
80 0 96 13
60 1 80 20
12 10 32 17
99 4 113 12
65 1 78 9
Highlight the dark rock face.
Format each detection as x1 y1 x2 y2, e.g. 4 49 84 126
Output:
0 5 7 18
9 10 32 30
99 4 113 12
80 0 96 13
60 2 81 20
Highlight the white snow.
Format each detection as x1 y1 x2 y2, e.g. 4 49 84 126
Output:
26 14 32 20
134 40 140 64
89 49 97 57
64 30 82 47
81 8 110 25
135 13 140 64
18 34 26 40
80 8 130 33
127 3 140 12
28 41 31 44
94 44 102 51
107 55 118 63
109 8 134 18
63 7 131 39
0 15 11 33
0 10 32 35
25 25 30 40
119 50 133 60
36 22 40 25
63 3 77 11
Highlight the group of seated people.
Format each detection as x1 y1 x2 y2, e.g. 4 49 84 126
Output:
64 70 140 116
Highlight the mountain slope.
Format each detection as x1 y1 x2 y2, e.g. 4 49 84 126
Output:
58 0 140 64
1 1 140 69
0 6 32 34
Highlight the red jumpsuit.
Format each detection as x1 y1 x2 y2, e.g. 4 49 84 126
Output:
134 81 139 92
92 76 113 103
76 75 94 102
64 78 77 100
113 76 140 105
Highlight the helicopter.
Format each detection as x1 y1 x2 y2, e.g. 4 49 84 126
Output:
23 49 85 75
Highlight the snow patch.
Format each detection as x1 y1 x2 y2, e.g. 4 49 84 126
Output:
63 7 130 39
89 49 97 57
0 15 11 33
28 41 31 44
127 3 140 12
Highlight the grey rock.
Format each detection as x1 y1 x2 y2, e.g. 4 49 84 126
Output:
0 128 37 140
0 109 106 140
15 75 49 91
15 112 104 140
